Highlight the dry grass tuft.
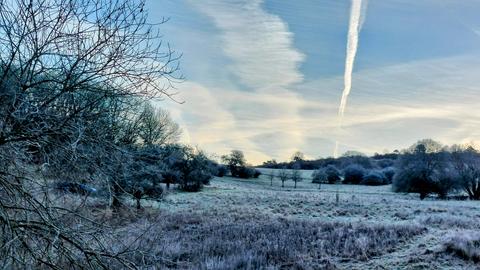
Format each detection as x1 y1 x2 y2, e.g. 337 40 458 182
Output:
442 231 480 263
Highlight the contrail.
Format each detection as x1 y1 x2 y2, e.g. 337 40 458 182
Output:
334 0 368 157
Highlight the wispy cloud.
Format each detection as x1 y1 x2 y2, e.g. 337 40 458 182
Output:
190 0 304 91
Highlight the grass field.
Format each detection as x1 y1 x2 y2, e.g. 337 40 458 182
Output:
119 170 480 269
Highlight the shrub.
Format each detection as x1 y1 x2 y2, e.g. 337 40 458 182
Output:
253 169 262 178
393 169 433 199
342 164 365 185
237 167 256 179
381 167 395 184
178 148 215 192
215 165 228 177
377 158 395 169
55 182 97 195
361 171 388 186
340 155 374 169
161 170 181 189
325 165 341 184
392 145 458 199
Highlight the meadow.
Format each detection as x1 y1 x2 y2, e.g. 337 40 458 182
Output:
120 170 480 269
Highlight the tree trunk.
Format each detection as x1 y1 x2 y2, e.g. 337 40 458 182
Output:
136 199 141 209
111 181 122 209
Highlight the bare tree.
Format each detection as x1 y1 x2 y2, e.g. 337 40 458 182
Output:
291 151 305 162
268 170 275 186
451 147 480 200
138 103 182 146
222 150 247 177
277 167 289 188
290 165 302 189
0 0 181 268
0 0 181 148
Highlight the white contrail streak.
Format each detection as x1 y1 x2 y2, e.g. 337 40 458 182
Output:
334 0 367 157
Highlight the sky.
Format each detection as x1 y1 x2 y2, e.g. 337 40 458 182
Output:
147 0 480 164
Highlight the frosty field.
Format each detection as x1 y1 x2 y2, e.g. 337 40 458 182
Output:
126 171 480 269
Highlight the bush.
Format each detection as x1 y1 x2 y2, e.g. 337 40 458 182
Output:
178 148 215 192
393 169 433 199
381 167 395 184
215 165 228 177
237 167 256 179
342 164 365 185
325 165 341 184
55 182 97 195
253 169 262 178
392 146 458 199
377 158 395 169
361 171 388 186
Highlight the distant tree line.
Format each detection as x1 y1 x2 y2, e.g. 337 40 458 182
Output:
260 139 480 200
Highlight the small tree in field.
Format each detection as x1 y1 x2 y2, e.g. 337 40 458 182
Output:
312 169 327 189
268 170 275 186
290 165 302 188
277 168 289 188
393 144 455 199
222 150 247 177
451 147 480 200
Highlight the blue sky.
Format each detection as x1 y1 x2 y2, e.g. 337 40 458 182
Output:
147 0 480 164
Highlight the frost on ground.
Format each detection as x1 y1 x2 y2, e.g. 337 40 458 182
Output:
106 174 479 269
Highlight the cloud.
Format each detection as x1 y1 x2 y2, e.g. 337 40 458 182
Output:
190 0 305 91
153 0 480 164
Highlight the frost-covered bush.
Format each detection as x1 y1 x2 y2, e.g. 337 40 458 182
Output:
376 158 395 169
343 164 366 185
237 166 256 179
325 165 341 184
215 164 228 177
178 148 215 192
393 144 458 199
361 171 388 186
381 167 395 184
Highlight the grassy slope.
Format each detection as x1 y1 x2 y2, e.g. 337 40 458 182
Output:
136 172 480 269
